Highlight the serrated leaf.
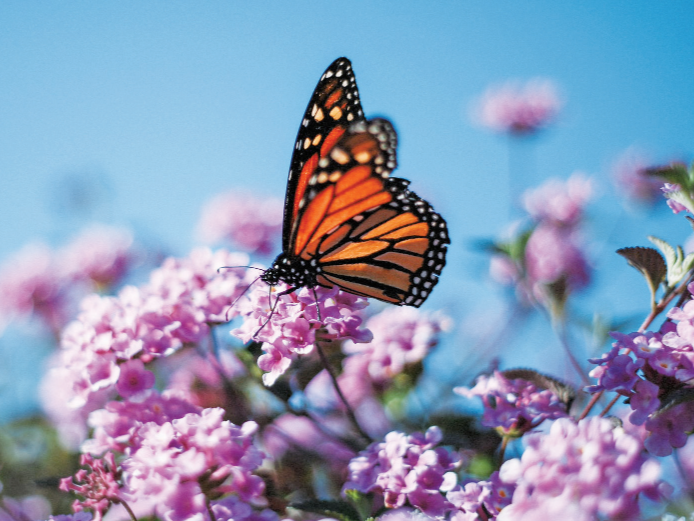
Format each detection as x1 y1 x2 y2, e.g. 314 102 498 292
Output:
616 246 666 295
653 388 694 417
501 368 576 409
648 236 694 287
290 499 362 521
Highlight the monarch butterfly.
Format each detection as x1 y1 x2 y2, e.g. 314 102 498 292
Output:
261 58 449 307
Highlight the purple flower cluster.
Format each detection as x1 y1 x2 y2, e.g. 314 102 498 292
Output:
41 248 253 446
455 371 569 436
59 452 120 521
495 417 666 520
343 427 459 517
232 283 372 386
474 79 561 135
197 190 283 256
589 304 694 456
446 472 514 521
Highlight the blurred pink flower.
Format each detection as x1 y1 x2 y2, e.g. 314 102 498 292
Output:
197 191 283 256
474 79 561 135
524 224 590 294
611 148 662 206
0 243 69 334
522 173 593 227
59 224 134 290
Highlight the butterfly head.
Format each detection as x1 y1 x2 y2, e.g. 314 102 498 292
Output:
261 253 318 289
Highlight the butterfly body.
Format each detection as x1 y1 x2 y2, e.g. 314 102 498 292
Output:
262 58 448 307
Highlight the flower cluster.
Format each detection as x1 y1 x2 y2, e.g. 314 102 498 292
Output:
0 226 136 336
232 283 372 386
120 408 266 521
41 248 253 445
474 79 561 135
197 190 283 256
65 405 269 521
446 472 514 521
490 174 592 307
496 417 666 520
343 307 451 384
343 427 459 517
588 304 694 456
455 370 570 437
59 452 121 521
59 224 134 290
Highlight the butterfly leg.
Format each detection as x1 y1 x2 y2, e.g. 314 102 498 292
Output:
252 285 298 339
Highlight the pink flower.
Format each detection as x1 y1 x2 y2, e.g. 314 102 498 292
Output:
522 174 593 227
474 79 561 135
455 371 570 436
59 224 134 290
120 408 266 520
496 417 667 520
116 358 155 398
343 427 459 517
60 452 121 521
524 224 590 294
343 307 450 383
0 494 52 521
41 248 255 444
197 191 283 256
232 283 372 386
0 243 69 334
447 472 514 520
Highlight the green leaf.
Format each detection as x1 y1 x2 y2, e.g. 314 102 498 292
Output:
648 236 694 288
289 499 362 521
616 246 666 296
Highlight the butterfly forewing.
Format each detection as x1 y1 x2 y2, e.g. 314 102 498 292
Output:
283 58 364 251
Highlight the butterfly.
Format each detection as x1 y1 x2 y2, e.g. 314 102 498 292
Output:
261 57 448 307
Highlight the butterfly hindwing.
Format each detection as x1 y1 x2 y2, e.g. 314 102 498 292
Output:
283 58 364 251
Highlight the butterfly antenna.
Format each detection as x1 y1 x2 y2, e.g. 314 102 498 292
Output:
224 274 263 322
217 265 265 274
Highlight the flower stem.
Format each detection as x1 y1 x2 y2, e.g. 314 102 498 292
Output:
314 331 372 444
119 499 139 521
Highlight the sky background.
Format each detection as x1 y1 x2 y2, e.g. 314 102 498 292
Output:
1 1 694 419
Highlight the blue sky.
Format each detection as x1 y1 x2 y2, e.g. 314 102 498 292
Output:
1 2 694 415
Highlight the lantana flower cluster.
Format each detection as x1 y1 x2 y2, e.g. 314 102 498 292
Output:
496 417 666 520
588 303 694 456
41 248 254 446
65 406 270 521
343 427 460 517
0 225 135 335
232 283 372 386
455 370 570 437
474 79 561 135
490 173 592 307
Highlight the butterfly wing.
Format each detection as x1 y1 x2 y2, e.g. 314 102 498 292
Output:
289 118 449 307
283 57 365 252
